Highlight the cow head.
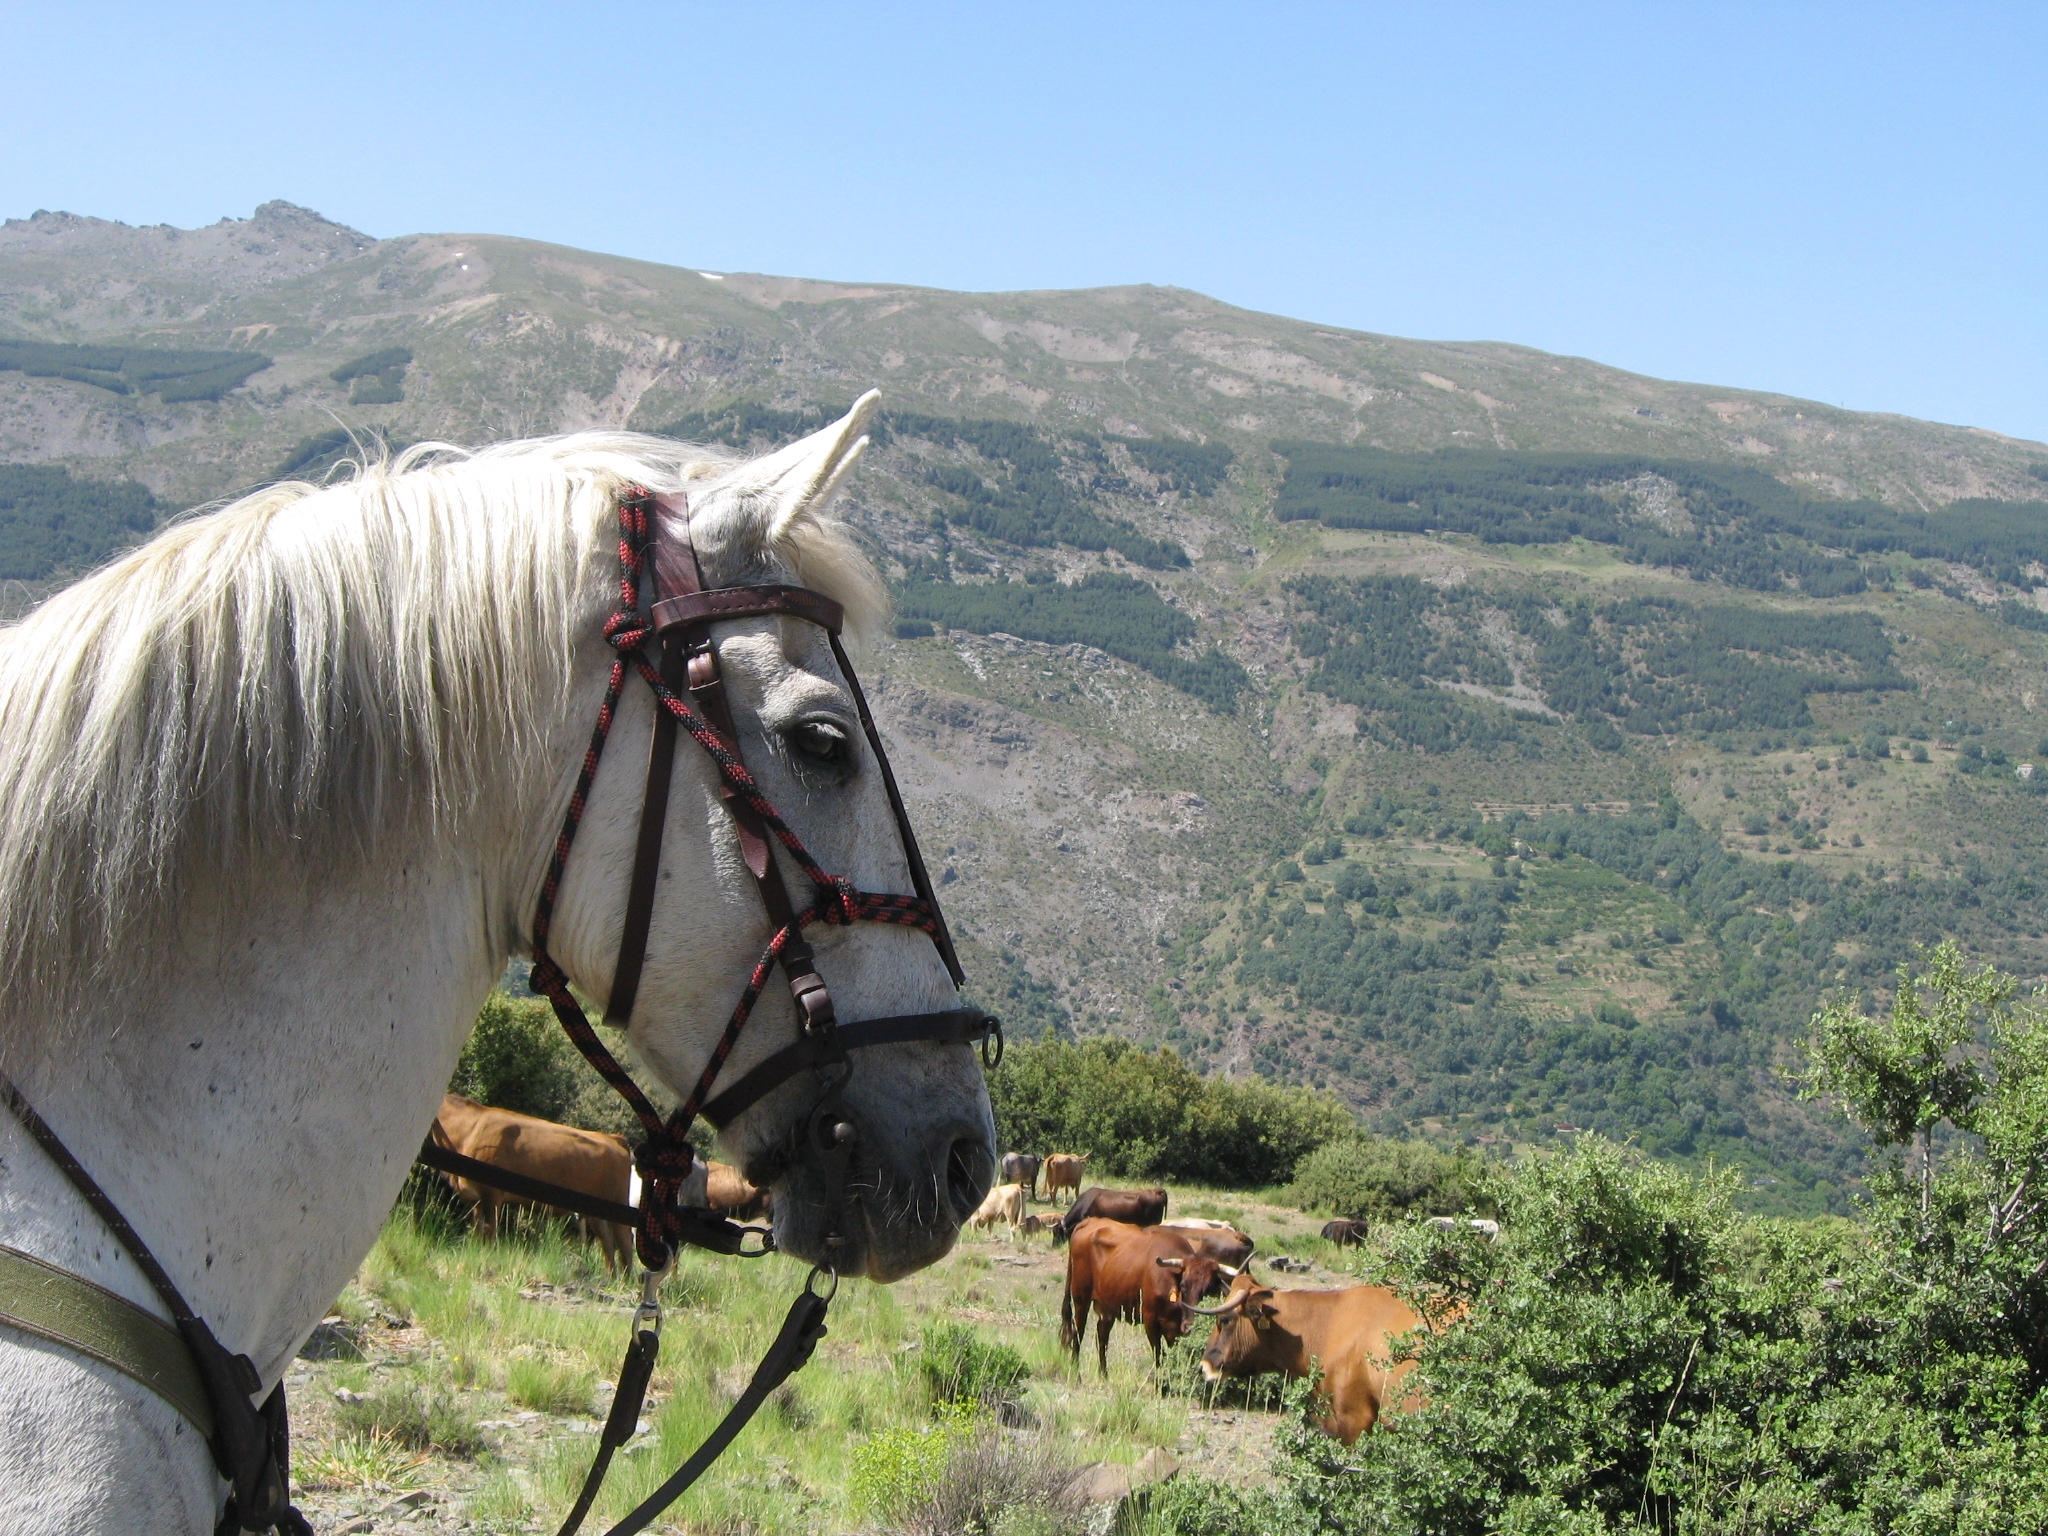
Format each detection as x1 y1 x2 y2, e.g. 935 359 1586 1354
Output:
1196 1273 1283 1381
1153 1252 1231 1343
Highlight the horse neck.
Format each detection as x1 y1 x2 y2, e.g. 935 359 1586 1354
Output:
0 822 515 1390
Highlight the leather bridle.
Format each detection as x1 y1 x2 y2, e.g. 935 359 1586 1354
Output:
476 484 1000 1536
516 484 998 1275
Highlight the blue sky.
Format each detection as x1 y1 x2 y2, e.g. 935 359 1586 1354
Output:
5 3 2043 444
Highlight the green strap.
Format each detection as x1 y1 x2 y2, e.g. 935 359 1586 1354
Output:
0 1243 214 1439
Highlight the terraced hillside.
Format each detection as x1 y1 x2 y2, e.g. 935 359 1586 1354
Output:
6 199 2048 1211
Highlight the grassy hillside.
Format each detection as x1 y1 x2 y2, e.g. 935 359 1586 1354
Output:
5 202 2048 1209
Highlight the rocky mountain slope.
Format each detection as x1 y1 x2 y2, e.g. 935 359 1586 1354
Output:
6 200 2047 1211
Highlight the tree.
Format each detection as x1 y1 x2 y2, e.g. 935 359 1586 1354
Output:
1801 940 1997 1213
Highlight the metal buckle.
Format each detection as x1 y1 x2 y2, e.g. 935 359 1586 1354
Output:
634 1266 666 1336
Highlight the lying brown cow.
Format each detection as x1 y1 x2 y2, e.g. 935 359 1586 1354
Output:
1060 1218 1235 1374
1043 1152 1088 1203
432 1094 641 1271
1052 1185 1168 1245
1159 1217 1255 1268
1198 1275 1430 1443
434 1095 765 1269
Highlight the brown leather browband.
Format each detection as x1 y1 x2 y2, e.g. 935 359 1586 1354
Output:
650 584 845 635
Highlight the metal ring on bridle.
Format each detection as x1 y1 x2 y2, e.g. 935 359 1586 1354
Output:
806 1265 839 1302
981 1016 1005 1070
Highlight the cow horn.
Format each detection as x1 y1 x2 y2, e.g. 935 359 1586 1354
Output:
1217 1263 1241 1277
1186 1294 1249 1317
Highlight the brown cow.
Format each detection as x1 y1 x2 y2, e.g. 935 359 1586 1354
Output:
1321 1218 1369 1247
1060 1218 1235 1374
1158 1218 1255 1268
432 1095 648 1272
1043 1153 1088 1203
707 1161 770 1221
1051 1185 1168 1245
1198 1275 1430 1443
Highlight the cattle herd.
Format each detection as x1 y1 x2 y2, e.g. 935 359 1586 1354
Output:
429 1108 1435 1448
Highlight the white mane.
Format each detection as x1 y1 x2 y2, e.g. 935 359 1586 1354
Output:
0 430 888 1019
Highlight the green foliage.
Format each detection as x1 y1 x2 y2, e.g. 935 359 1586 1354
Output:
1286 576 1906 749
1118 435 1234 496
332 346 412 405
1286 1135 1482 1220
0 338 269 402
897 572 1247 710
850 1423 956 1517
0 463 157 579
330 346 413 383
916 1322 1029 1412
894 412 1188 569
447 991 658 1137
987 1036 1353 1184
1199 801 2048 1200
1803 941 1992 1155
1192 1110 2048 1533
1274 440 2048 593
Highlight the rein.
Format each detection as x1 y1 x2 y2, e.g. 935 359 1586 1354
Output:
454 485 998 1536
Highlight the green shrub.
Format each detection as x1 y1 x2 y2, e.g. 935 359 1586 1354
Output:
447 991 662 1136
988 1037 1352 1185
850 1423 955 1517
917 1322 1029 1412
1286 1135 1481 1220
504 1355 594 1416
333 1381 484 1457
449 993 584 1121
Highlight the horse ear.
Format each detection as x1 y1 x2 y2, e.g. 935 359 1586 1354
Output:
730 390 881 543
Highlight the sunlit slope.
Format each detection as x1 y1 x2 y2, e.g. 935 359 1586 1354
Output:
5 201 2048 1210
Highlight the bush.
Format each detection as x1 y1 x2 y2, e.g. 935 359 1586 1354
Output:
333 1381 484 1457
1286 1135 1482 1221
988 1037 1352 1185
447 991 668 1136
449 993 585 1122
851 1423 956 1518
917 1322 1029 1413
1209 949 2048 1534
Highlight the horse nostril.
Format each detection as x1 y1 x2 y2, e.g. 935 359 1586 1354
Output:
945 1136 992 1223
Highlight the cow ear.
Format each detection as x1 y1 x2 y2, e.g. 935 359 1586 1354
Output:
1155 1256 1184 1269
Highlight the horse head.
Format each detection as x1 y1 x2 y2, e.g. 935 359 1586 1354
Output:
540 393 996 1281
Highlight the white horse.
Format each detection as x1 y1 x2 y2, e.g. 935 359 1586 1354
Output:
0 392 995 1531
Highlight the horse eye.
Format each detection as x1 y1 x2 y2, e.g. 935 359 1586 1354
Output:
787 720 850 767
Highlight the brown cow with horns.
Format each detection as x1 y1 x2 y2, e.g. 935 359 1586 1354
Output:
1198 1274 1433 1443
1060 1218 1237 1373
